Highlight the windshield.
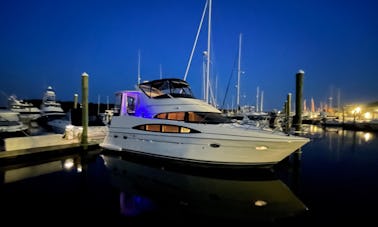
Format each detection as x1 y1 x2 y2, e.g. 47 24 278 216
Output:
139 78 195 98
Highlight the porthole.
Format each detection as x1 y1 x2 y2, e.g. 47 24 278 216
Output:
210 143 220 148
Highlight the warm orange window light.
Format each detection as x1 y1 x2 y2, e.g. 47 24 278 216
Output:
180 127 191 133
188 112 203 122
162 125 179 133
168 112 185 121
156 113 167 119
146 124 161 132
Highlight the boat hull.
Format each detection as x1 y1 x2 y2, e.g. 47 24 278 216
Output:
100 116 310 167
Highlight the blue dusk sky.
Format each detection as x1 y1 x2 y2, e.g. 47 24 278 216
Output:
1 0 377 111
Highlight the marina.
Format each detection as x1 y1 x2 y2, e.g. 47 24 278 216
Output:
0 70 376 227
1 0 378 225
0 125 377 225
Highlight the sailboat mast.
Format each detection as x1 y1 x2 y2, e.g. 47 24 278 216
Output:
159 64 162 79
205 0 212 104
260 90 264 113
237 33 242 111
202 51 207 100
256 86 259 112
311 97 315 112
337 88 341 112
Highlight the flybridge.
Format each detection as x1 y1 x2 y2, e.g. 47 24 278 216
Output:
139 78 194 99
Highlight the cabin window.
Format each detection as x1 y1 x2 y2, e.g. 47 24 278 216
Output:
135 125 145 130
155 112 185 121
133 124 200 133
127 96 136 115
145 124 161 132
156 113 167 119
187 112 204 122
167 112 185 121
162 125 179 133
180 127 191 133
154 111 231 123
139 84 163 98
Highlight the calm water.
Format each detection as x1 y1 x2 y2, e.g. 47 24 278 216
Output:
0 125 377 225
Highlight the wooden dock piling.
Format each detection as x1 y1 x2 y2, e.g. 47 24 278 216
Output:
74 93 78 109
293 70 304 133
285 93 292 134
81 72 89 148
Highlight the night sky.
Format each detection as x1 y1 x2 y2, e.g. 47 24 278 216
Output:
1 0 377 111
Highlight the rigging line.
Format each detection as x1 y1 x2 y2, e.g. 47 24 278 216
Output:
183 0 208 81
220 47 239 110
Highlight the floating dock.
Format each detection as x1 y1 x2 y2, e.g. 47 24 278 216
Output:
0 125 107 163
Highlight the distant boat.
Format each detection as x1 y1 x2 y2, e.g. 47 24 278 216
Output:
8 95 41 123
100 78 310 167
98 109 114 125
46 111 72 134
40 86 66 119
0 109 28 138
37 86 67 132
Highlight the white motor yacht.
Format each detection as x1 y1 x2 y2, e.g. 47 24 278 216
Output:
0 109 28 134
8 95 41 122
40 86 65 119
100 78 310 167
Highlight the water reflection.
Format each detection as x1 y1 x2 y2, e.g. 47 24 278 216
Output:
101 154 308 224
0 154 83 184
303 125 377 153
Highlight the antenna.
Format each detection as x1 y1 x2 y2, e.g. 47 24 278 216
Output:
159 64 162 79
137 49 141 85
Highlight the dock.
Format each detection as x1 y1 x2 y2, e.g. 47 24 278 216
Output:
0 125 107 164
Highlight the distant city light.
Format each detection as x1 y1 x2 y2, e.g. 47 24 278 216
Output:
364 112 372 120
352 107 361 115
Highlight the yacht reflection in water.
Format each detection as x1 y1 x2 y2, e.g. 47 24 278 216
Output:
101 154 309 224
